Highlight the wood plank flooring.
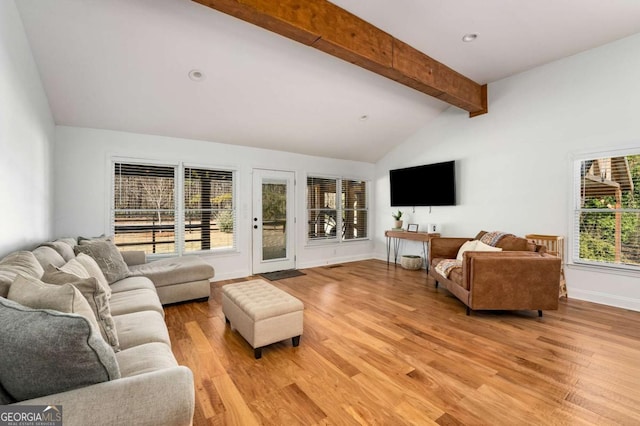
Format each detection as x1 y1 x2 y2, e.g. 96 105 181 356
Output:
164 260 640 425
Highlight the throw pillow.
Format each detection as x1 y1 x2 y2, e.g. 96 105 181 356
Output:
7 274 100 332
41 266 120 351
456 240 503 261
0 297 120 401
78 234 114 244
474 240 504 253
74 240 130 284
456 240 478 261
59 257 91 279
74 253 112 299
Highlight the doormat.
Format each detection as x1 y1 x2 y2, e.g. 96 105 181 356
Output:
259 269 306 281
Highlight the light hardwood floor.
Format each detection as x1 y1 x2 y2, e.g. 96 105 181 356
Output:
164 260 640 425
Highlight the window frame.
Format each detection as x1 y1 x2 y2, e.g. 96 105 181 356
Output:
110 157 237 257
306 174 370 245
570 145 640 273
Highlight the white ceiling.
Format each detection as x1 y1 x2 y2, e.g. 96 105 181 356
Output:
16 0 640 163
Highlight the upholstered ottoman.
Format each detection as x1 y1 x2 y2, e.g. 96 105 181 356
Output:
222 279 303 359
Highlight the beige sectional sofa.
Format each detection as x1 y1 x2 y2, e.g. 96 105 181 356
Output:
0 237 214 426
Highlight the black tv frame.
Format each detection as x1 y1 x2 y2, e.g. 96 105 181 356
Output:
389 160 456 207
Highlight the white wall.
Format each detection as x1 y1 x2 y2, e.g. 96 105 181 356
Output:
0 1 55 255
375 33 640 311
54 126 375 280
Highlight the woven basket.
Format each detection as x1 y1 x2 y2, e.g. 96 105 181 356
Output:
400 255 423 270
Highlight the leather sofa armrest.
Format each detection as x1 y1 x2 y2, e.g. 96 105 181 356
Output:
429 237 472 262
463 252 561 310
14 366 194 426
120 250 146 266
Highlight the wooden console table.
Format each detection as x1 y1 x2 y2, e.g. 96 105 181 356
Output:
385 230 440 272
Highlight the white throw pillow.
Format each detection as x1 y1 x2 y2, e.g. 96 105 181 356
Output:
456 240 502 261
474 240 503 253
456 240 478 261
75 253 112 299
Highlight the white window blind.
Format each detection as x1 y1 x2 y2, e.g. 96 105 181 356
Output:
573 153 640 269
342 179 368 240
113 162 177 254
184 167 235 252
113 161 236 255
307 176 368 242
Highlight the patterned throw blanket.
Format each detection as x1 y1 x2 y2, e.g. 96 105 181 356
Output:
434 259 462 278
479 231 514 247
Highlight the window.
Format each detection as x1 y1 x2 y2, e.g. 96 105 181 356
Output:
112 161 235 255
307 176 368 242
184 167 234 252
113 162 177 254
573 152 640 270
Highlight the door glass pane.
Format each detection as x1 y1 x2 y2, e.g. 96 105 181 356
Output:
262 181 287 260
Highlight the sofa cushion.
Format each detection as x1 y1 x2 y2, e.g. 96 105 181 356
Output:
0 251 45 298
0 297 120 401
129 256 214 288
495 235 537 251
115 342 177 378
114 310 171 350
7 274 100 332
109 276 157 294
109 288 164 317
42 266 120 351
75 253 112 299
42 240 76 261
448 267 466 289
32 246 66 269
74 240 130 284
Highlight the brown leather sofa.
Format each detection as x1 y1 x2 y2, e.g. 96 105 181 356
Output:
428 232 561 316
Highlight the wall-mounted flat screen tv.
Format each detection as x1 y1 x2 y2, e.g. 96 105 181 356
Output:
389 160 456 206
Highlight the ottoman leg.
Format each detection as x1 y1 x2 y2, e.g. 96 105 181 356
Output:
254 348 262 359
292 335 301 347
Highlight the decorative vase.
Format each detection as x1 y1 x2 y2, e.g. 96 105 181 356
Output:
393 220 403 230
401 255 423 270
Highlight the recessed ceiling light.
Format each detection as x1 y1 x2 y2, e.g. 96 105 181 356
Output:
188 69 205 81
359 115 369 121
462 33 478 43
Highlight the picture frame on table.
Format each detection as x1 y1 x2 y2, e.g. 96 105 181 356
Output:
407 224 419 233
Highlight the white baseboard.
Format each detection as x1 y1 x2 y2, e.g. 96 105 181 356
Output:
212 268 252 282
568 288 640 312
296 253 375 270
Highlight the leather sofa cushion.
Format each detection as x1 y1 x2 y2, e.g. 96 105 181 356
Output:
495 235 537 251
474 231 536 251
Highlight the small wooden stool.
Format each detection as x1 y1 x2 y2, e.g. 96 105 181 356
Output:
222 279 304 359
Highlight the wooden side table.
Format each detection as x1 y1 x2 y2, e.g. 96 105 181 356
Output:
525 234 568 298
385 230 440 272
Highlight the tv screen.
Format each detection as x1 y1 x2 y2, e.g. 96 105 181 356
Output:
389 161 456 206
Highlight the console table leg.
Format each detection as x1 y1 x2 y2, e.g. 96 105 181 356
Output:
386 236 391 268
393 238 401 265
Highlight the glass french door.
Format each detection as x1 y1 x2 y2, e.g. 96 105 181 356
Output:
252 169 295 274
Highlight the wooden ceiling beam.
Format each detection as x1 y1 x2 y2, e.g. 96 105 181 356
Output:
193 0 488 117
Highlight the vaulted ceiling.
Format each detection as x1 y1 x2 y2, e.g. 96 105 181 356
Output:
16 0 640 162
